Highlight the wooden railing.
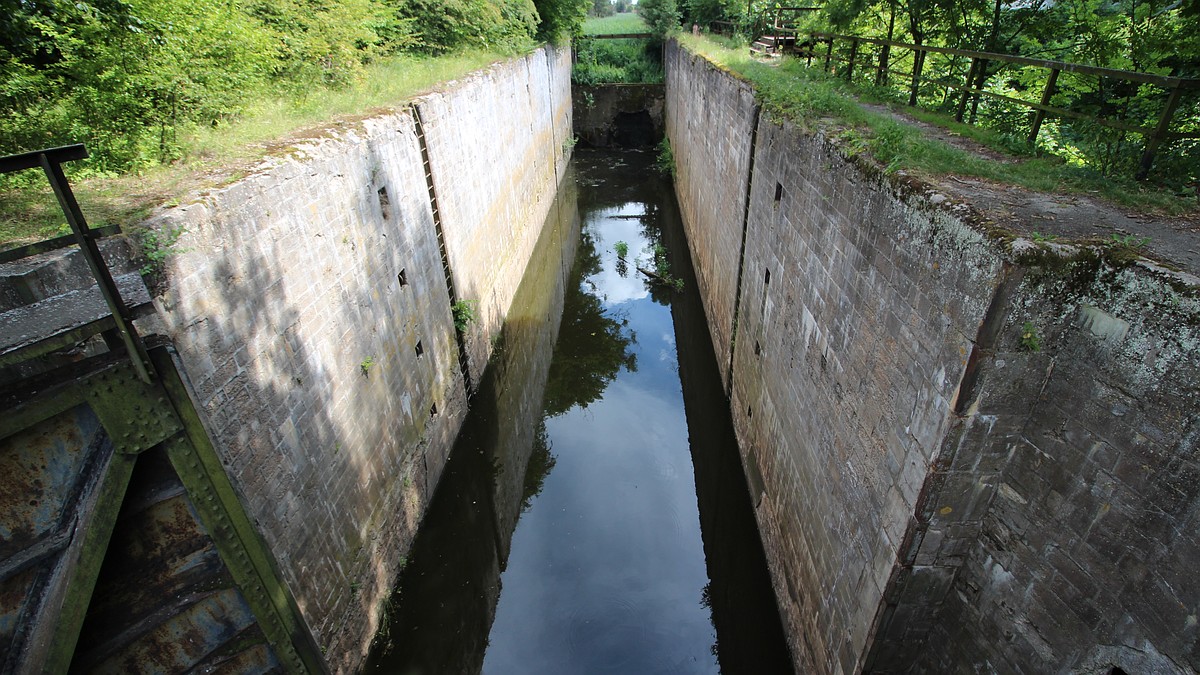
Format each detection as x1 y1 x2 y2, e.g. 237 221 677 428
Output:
578 33 653 39
802 31 1199 178
754 7 819 54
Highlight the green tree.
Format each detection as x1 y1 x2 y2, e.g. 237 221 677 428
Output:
811 0 1199 180
637 0 680 41
682 0 741 31
533 0 589 43
0 0 422 171
396 0 538 53
590 0 615 18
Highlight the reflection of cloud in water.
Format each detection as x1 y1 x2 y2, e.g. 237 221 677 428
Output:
586 204 650 306
485 379 715 674
660 332 677 364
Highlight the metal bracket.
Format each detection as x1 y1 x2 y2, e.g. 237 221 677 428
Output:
86 362 181 454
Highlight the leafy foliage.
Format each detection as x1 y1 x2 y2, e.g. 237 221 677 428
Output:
0 0 546 176
648 242 684 290
793 0 1200 184
637 0 680 41
572 39 664 84
400 0 538 53
452 299 478 332
1019 322 1041 352
655 137 675 175
138 223 187 276
681 0 743 31
680 33 1196 213
589 0 614 18
0 48 512 247
532 0 589 43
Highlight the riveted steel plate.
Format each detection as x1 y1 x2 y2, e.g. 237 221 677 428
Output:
85 362 181 454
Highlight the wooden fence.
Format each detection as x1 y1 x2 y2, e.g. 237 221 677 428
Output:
800 31 1200 178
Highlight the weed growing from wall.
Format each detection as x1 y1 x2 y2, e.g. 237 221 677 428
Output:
655 138 675 176
452 300 478 332
1019 322 1041 352
138 224 188 277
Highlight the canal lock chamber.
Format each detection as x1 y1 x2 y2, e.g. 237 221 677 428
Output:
5 39 1197 675
364 143 794 673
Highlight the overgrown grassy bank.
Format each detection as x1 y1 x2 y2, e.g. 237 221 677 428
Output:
573 14 661 84
573 39 664 84
581 13 648 35
0 49 516 247
679 34 1199 216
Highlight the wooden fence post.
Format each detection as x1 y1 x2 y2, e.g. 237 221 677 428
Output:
847 38 859 81
968 59 989 124
1028 67 1060 144
908 47 925 107
876 42 891 85
956 58 980 122
1137 81 1185 179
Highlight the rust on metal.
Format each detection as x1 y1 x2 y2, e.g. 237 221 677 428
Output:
69 448 284 673
2 346 324 673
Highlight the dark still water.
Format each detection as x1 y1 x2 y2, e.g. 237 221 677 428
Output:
365 148 791 674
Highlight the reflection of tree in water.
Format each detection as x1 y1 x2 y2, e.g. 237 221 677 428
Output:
700 583 719 658
542 228 638 417
626 204 676 307
520 419 555 512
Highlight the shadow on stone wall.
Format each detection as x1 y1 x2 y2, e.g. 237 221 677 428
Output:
148 111 468 672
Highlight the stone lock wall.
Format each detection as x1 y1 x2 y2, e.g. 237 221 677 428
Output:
666 38 1200 674
572 84 665 148
730 117 1001 674
421 47 572 382
143 45 571 672
664 43 759 386
902 258 1200 673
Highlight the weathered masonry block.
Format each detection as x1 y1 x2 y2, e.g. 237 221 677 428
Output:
904 259 1200 673
666 38 1200 674
141 45 571 671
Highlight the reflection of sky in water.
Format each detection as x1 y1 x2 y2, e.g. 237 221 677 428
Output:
484 200 717 674
588 203 651 306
